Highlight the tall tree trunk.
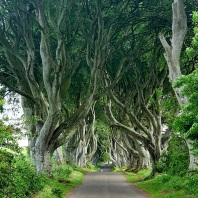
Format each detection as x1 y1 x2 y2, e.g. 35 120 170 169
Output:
54 146 64 167
76 119 88 167
159 0 187 105
159 0 198 169
22 98 59 175
149 153 159 178
21 98 35 164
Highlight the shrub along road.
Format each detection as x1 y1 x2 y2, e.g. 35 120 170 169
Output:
67 164 150 198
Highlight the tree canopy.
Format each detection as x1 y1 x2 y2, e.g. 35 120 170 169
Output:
0 0 197 176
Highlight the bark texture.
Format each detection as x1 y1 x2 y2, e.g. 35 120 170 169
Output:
0 1 114 173
159 0 198 169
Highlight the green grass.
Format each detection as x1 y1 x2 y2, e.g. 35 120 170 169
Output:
125 168 151 182
33 166 84 198
83 162 99 172
125 169 198 198
113 166 127 172
33 162 101 198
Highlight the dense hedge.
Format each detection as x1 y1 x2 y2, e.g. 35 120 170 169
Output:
156 135 189 175
0 149 46 198
0 119 45 198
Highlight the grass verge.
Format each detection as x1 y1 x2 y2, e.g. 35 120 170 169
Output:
113 166 127 172
33 162 100 198
82 162 99 172
33 165 84 198
125 169 198 198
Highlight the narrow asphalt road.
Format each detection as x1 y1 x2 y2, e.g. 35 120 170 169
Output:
67 164 150 198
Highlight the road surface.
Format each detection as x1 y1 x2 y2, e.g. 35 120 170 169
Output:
67 164 150 198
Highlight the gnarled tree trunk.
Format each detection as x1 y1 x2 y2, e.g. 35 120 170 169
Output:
159 0 198 170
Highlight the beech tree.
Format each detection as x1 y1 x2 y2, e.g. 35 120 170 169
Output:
159 0 198 169
0 0 131 173
173 11 198 160
0 0 195 176
104 41 168 176
73 106 97 167
159 0 187 105
108 128 150 170
0 0 132 174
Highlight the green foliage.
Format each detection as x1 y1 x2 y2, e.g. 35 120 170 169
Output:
0 95 5 112
113 166 126 172
52 164 72 181
0 97 4 107
34 165 84 198
183 173 198 195
0 154 46 197
13 157 45 197
173 69 198 140
126 169 198 198
161 94 179 128
0 120 21 151
156 136 189 176
86 162 96 170
172 12 198 156
156 88 163 100
0 149 15 195
186 11 198 58
95 119 111 162
0 120 45 197
100 152 110 162
125 168 152 182
136 175 187 198
51 188 63 198
0 120 20 197
70 163 84 172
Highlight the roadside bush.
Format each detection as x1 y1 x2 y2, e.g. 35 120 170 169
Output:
168 176 184 190
155 174 171 183
156 153 167 173
0 149 15 197
51 187 63 197
156 136 189 175
70 163 84 172
0 120 45 198
183 174 198 194
13 156 46 196
86 162 96 170
0 155 46 198
52 164 72 180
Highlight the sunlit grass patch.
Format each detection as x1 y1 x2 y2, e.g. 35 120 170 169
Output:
125 169 198 198
33 165 84 198
125 168 151 182
113 166 127 172
82 162 99 172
